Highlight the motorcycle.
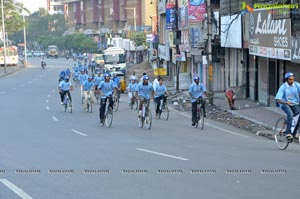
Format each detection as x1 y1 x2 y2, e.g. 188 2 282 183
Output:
41 61 46 69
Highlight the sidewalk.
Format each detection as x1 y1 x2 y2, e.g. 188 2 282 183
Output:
165 81 280 137
0 63 25 78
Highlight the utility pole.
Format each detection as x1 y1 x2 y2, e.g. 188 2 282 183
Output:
22 0 28 67
1 0 7 73
207 0 213 104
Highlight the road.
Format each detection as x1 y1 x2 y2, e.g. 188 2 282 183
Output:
0 57 299 199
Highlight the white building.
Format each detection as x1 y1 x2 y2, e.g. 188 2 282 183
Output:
47 0 65 15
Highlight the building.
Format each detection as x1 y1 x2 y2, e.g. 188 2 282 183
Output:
47 0 65 14
63 0 155 34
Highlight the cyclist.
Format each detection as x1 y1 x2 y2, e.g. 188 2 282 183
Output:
189 76 207 126
79 69 89 101
83 76 95 110
112 73 121 99
127 77 138 106
58 76 73 105
275 72 300 139
136 75 154 116
129 70 137 82
59 70 66 82
98 73 117 125
154 77 168 118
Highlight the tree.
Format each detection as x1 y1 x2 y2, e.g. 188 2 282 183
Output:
129 32 147 47
0 0 29 35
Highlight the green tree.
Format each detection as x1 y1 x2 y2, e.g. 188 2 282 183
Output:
129 32 147 47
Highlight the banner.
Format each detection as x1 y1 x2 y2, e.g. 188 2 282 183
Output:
188 0 206 23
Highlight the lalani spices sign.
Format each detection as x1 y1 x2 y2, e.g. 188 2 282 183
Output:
249 10 291 60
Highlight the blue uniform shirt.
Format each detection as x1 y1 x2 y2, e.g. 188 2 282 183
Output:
98 80 115 98
59 81 72 91
113 77 120 88
128 82 138 92
154 84 167 98
94 76 104 85
189 82 206 103
137 82 153 99
275 82 300 105
79 74 88 85
83 80 94 91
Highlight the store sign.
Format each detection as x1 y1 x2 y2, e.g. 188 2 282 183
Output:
166 6 177 30
158 44 170 61
291 37 300 63
249 10 291 60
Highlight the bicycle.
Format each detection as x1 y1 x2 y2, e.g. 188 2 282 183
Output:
130 94 138 110
86 90 93 113
194 98 205 130
100 96 113 128
138 99 152 130
113 90 120 112
62 92 72 113
274 110 300 150
157 96 169 120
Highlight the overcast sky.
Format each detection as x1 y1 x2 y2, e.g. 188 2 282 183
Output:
17 0 47 13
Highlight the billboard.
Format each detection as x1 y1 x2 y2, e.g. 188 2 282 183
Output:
188 0 206 23
249 10 291 60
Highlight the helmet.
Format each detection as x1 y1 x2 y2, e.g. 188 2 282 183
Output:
88 76 93 79
104 73 111 78
80 68 84 72
143 75 149 80
193 76 200 81
64 76 70 80
285 72 294 80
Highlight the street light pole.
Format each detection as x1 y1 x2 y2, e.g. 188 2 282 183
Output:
1 0 7 73
22 0 28 67
207 0 214 104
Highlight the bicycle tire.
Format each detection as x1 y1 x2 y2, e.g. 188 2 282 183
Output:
274 118 289 150
105 106 113 128
195 107 200 128
64 96 68 112
161 105 169 120
145 110 152 130
113 98 119 112
88 98 92 113
138 112 144 128
199 108 204 130
68 99 72 113
134 98 138 110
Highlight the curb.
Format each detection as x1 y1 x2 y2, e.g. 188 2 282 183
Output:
0 66 25 78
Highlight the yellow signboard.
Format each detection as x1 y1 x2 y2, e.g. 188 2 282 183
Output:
153 68 167 76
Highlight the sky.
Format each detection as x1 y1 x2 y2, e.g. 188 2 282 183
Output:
16 0 47 13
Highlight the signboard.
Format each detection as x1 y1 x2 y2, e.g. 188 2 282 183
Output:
178 0 188 30
158 44 170 61
249 10 291 60
292 37 300 63
166 6 177 30
221 14 242 48
188 0 206 23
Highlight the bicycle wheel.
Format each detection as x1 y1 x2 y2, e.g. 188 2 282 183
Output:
134 98 138 110
138 112 144 128
88 98 92 113
274 118 289 150
161 105 169 120
199 108 204 130
105 106 113 128
113 98 119 112
63 96 67 112
195 107 200 128
145 110 152 130
68 99 72 113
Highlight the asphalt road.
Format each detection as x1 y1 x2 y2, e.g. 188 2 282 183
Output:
0 57 299 199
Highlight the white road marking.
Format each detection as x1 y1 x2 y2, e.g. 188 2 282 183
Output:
46 106 50 110
34 78 38 81
136 148 189 161
52 116 58 122
47 94 51 98
72 129 88 137
46 100 49 103
0 91 6 95
173 108 249 138
0 179 34 199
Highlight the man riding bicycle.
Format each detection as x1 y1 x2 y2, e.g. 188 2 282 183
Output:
58 76 73 105
127 77 138 106
136 75 154 116
154 77 168 118
83 76 95 110
189 76 207 126
98 73 118 125
275 72 300 139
